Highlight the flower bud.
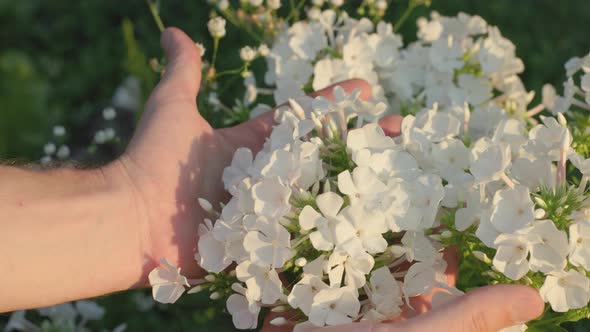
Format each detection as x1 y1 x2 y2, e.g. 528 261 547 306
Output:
295 257 307 267
270 317 288 326
187 285 204 294
472 251 492 264
207 17 227 38
440 230 453 238
534 196 547 209
205 275 216 282
534 208 546 219
210 292 221 300
198 198 214 213
271 305 289 313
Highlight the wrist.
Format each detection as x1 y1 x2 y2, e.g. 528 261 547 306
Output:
100 157 155 285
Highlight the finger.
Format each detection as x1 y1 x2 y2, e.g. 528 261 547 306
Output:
221 79 372 152
321 285 543 332
378 115 402 137
147 27 202 109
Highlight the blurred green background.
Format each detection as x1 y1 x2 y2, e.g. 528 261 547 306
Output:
1 0 590 331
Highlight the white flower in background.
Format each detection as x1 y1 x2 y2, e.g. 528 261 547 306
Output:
148 258 189 304
102 106 117 120
299 192 344 251
526 220 568 273
75 300 105 321
429 35 464 73
243 216 291 268
56 145 70 159
248 0 263 6
267 0 281 10
540 269 590 312
568 222 590 269
208 17 227 38
235 260 283 304
490 186 535 234
493 233 530 280
308 286 360 326
227 294 260 330
44 142 56 155
240 46 257 62
53 125 66 137
38 303 77 324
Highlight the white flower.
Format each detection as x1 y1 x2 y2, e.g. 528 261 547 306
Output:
346 123 396 155
57 145 70 159
299 192 344 251
469 138 511 184
102 106 117 120
288 275 330 315
148 258 189 304
540 269 590 312
526 220 568 273
569 151 590 175
38 303 77 324
235 260 283 304
53 125 66 136
44 142 56 155
227 294 260 330
334 205 388 255
196 219 232 273
338 167 388 211
207 17 227 38
243 216 292 268
252 177 291 218
222 148 253 193
429 35 464 73
366 266 403 319
493 233 530 280
489 186 534 234
75 301 105 321
240 46 257 62
414 105 461 142
403 259 447 298
398 230 438 262
431 138 470 179
568 222 590 270
326 250 374 289
394 174 444 231
266 0 281 9
308 286 360 327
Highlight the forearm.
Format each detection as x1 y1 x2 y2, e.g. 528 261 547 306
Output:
0 163 145 312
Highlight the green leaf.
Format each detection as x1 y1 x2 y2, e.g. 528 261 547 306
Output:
527 325 568 332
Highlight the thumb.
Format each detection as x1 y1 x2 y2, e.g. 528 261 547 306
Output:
398 285 544 332
149 27 202 106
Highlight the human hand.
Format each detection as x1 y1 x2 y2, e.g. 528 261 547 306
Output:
106 27 402 280
262 284 544 332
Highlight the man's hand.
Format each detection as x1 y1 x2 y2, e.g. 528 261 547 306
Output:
262 285 544 332
108 27 403 279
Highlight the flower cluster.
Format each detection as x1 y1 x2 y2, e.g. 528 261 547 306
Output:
149 4 590 332
150 88 461 329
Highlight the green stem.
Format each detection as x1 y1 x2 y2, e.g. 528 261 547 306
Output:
214 65 245 79
146 0 165 33
211 38 220 70
393 2 416 32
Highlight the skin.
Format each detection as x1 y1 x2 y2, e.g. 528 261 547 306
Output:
0 28 544 331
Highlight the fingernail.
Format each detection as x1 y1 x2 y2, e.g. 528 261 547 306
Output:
510 287 545 324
